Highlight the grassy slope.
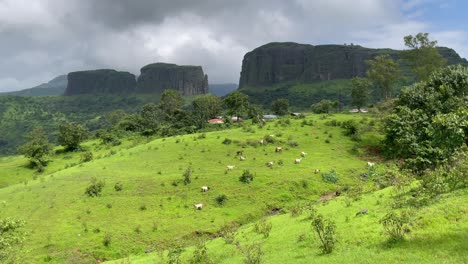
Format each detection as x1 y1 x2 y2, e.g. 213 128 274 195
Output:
110 187 468 264
0 114 373 263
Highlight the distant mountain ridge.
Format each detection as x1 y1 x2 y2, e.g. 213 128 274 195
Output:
239 42 468 88
1 75 67 96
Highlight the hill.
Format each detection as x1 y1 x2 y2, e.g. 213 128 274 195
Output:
209 83 238 96
1 75 67 97
0 114 381 262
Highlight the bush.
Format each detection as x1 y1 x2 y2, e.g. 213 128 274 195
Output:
167 245 184 264
380 210 412 242
215 194 228 206
254 218 272 238
80 151 93 163
114 182 123 192
287 141 299 147
239 170 254 184
311 214 337 254
183 166 192 185
85 178 105 197
263 134 275 144
322 170 339 184
341 120 361 141
220 225 236 244
222 138 232 145
103 233 111 247
242 243 264 264
190 240 213 264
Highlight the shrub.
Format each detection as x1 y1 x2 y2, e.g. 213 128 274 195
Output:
254 218 272 238
290 205 303 217
380 210 412 242
242 243 264 264
311 214 337 254
139 204 147 211
190 240 213 264
222 138 232 145
183 166 192 185
80 151 93 163
287 141 299 147
322 170 339 183
263 134 275 144
167 246 184 264
239 170 254 184
114 182 123 192
220 226 236 244
215 194 228 206
85 178 105 197
341 120 361 141
103 233 111 247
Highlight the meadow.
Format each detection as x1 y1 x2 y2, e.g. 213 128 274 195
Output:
0 113 378 263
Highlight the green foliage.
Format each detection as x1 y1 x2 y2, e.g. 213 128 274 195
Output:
366 55 401 99
85 177 105 197
241 242 264 264
239 170 254 184
380 210 412 242
103 233 111 247
215 194 228 206
402 33 447 81
167 245 184 264
224 91 249 121
58 122 88 151
114 182 123 192
310 99 337 114
254 218 272 238
321 170 339 184
311 214 337 254
17 128 52 169
190 240 213 264
160 90 183 118
192 94 222 127
271 98 289 116
341 120 361 141
80 151 93 163
0 218 26 262
183 166 192 185
351 77 372 110
384 65 468 173
222 138 232 145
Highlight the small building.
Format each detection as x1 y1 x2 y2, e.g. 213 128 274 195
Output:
349 108 368 113
290 112 302 117
263 114 277 119
208 118 224 124
231 117 244 123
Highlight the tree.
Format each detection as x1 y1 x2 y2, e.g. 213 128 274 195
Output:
310 99 338 114
384 65 468 173
140 103 163 134
366 55 400 100
402 33 447 81
247 104 264 124
18 128 52 168
58 123 88 151
223 91 249 122
159 89 183 118
311 214 337 254
192 94 222 127
271 98 289 116
350 77 372 111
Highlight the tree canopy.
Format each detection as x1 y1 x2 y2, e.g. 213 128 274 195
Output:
58 122 89 151
18 128 52 168
223 91 249 121
366 55 400 100
350 77 372 111
271 98 289 116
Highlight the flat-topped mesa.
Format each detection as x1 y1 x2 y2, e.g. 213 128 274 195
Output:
65 69 136 96
239 42 468 88
136 63 209 95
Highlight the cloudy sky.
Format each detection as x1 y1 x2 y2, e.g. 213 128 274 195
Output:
0 0 467 92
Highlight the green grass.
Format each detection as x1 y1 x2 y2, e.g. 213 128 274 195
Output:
107 186 468 264
0 114 375 263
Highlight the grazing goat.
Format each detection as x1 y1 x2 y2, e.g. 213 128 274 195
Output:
226 165 235 170
240 156 246 161
266 161 274 167
367 162 375 167
301 151 307 157
294 158 302 164
201 186 210 192
236 150 243 156
194 203 203 210
275 146 283 152
259 139 265 145
314 169 321 174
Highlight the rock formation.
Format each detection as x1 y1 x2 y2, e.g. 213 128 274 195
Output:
65 69 136 96
136 63 208 95
239 42 468 88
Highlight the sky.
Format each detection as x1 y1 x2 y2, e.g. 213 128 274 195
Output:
0 0 467 92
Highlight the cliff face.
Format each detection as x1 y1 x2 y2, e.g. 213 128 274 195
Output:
136 63 208 95
239 42 468 88
65 69 136 96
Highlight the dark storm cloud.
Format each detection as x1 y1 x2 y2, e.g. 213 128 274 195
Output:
0 0 466 92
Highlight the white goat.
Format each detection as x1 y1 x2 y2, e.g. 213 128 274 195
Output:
301 151 307 157
194 203 203 210
267 161 274 167
201 186 209 192
367 162 375 167
294 158 302 164
226 165 235 170
240 156 246 161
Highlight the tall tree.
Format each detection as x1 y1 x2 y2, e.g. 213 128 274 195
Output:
366 55 400 100
192 94 222 127
159 89 183 117
58 123 88 151
402 33 447 81
18 128 52 168
271 98 289 116
350 77 372 111
223 91 249 122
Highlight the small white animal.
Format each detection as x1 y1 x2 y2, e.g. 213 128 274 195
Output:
314 169 321 174
294 158 302 164
259 139 264 145
267 161 274 167
227 165 235 170
275 146 283 152
194 203 204 210
301 151 307 157
240 156 246 161
201 186 210 192
367 162 375 167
